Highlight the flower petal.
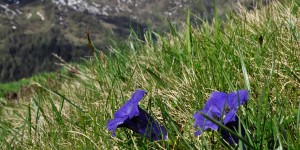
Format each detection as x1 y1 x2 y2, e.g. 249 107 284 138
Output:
204 100 223 116
113 107 167 141
114 89 147 118
132 107 167 141
193 110 219 136
205 91 229 114
228 90 248 108
193 90 249 139
220 122 237 146
107 117 128 132
223 111 236 124
114 103 131 118
130 89 147 103
118 118 139 133
220 118 245 149
194 130 201 136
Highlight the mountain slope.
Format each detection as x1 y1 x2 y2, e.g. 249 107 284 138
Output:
0 0 262 82
0 0 147 82
0 1 299 149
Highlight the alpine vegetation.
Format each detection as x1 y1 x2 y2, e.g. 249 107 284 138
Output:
0 1 299 149
193 90 248 146
106 89 167 141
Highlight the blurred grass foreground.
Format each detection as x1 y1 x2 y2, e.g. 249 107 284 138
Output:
0 0 300 149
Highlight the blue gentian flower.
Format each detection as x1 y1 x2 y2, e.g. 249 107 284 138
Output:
220 118 245 146
107 89 167 141
193 90 248 145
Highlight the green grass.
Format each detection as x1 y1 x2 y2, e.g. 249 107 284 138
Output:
0 79 29 98
0 72 58 98
0 1 300 149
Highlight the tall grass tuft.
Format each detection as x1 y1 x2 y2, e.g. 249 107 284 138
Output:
0 1 299 149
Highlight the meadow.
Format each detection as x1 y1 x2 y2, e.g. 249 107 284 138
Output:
0 1 299 149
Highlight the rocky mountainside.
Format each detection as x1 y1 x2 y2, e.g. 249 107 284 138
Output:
0 0 261 82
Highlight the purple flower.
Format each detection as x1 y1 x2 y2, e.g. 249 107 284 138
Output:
220 118 245 147
193 90 248 145
107 89 167 141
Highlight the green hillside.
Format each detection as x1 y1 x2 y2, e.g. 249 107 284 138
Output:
0 0 299 149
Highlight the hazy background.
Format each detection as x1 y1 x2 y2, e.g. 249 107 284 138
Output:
0 0 267 83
